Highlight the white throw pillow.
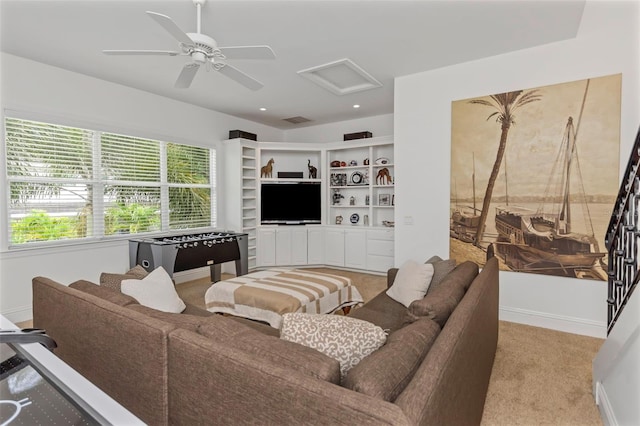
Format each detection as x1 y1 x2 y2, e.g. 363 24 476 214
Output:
386 260 435 307
280 313 387 378
121 267 186 313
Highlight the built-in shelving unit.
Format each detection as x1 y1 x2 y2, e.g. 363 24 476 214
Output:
241 145 257 270
225 135 394 273
258 146 322 183
223 138 259 271
327 138 394 228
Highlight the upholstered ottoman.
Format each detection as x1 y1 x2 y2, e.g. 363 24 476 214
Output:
204 268 363 328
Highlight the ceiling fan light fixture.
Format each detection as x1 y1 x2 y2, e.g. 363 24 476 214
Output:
192 51 207 64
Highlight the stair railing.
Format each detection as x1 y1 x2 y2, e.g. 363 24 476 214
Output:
605 126 640 334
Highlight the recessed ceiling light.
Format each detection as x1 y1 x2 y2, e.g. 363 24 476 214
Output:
353 104 360 109
259 107 267 111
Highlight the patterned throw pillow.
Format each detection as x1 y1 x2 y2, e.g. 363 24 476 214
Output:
280 313 387 378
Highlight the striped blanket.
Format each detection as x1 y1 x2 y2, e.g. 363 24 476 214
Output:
204 268 364 329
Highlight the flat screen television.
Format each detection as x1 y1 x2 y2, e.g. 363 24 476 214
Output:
261 182 321 225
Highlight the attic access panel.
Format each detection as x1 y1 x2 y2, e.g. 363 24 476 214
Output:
297 58 382 96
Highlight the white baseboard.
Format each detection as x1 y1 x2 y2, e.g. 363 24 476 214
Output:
499 306 606 338
2 305 33 324
595 381 618 426
173 266 210 284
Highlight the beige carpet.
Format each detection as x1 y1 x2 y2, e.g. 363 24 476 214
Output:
177 268 604 425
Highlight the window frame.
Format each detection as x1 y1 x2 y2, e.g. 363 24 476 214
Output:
2 110 217 251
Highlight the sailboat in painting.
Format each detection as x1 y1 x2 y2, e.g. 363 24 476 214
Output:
492 83 607 280
451 154 483 243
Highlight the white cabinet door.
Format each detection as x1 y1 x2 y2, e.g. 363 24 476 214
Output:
257 228 276 266
324 228 345 267
291 227 308 265
307 227 325 265
345 229 367 269
366 229 394 272
275 228 292 265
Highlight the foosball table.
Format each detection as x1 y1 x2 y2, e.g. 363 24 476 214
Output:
129 231 248 282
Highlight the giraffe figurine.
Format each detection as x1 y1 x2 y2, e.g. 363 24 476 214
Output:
261 158 275 178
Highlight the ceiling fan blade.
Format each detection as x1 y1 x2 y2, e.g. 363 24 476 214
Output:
217 63 264 91
218 46 276 60
103 50 181 56
146 11 194 47
175 63 200 89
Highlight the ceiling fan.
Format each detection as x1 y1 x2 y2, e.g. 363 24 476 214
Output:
103 0 275 90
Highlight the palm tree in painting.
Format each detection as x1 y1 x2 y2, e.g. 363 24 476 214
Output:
469 90 542 247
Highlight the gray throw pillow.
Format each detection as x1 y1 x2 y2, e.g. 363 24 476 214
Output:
424 255 443 264
426 258 457 293
99 265 150 292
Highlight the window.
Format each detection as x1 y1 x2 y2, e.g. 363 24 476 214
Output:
4 117 216 247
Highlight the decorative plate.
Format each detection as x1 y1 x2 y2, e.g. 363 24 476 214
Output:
350 213 360 224
375 157 389 165
350 171 364 185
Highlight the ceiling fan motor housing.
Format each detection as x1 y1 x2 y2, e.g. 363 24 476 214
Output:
184 33 222 63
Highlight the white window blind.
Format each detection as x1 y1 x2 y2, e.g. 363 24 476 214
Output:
167 142 212 229
4 116 216 247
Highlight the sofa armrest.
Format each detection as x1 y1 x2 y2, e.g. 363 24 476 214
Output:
387 268 399 288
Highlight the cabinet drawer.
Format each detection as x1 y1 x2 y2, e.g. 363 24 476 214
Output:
367 239 394 256
367 255 395 273
367 229 394 241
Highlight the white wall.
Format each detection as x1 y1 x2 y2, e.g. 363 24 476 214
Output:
394 1 640 338
283 113 393 143
0 53 284 322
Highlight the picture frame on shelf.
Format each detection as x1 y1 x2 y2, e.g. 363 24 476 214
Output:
379 193 391 206
330 173 347 186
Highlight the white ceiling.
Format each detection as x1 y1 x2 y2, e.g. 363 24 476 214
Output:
0 0 586 130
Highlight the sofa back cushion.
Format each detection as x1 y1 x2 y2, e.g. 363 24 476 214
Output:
199 317 340 384
127 304 210 332
69 280 138 306
347 290 408 333
405 261 479 327
342 318 440 401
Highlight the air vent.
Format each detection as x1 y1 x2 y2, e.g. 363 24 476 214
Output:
298 58 382 96
283 116 312 125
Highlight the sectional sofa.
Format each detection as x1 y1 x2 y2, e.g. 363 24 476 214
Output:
32 256 499 425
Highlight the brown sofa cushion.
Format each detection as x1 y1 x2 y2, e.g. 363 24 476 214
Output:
347 290 408 333
99 265 149 292
199 320 341 384
127 304 209 332
343 318 440 401
69 280 138 306
405 261 479 327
